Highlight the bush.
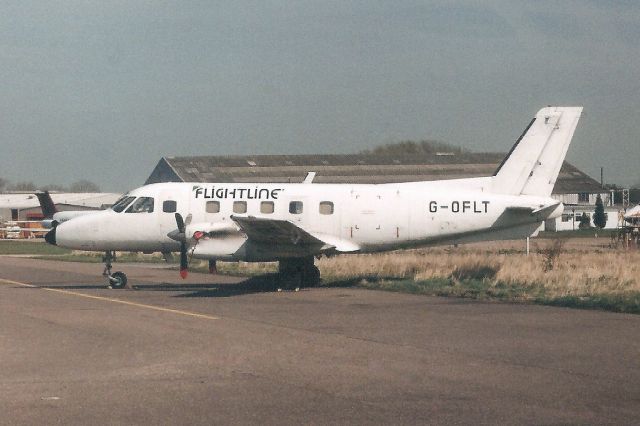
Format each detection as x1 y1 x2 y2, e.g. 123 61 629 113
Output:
578 212 591 230
540 239 565 272
451 263 500 281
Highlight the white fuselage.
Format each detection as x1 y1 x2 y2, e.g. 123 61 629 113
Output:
53 178 562 261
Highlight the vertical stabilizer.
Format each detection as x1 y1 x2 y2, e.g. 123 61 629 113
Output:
35 191 57 218
492 106 583 196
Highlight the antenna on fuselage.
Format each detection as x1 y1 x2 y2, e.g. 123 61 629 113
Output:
303 172 316 184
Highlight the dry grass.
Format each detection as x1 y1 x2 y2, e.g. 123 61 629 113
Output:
318 240 639 297
310 238 640 312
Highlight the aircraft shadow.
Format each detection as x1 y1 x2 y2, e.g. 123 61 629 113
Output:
175 274 362 298
27 274 357 298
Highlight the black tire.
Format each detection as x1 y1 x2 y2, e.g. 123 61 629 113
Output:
278 270 302 291
110 271 128 289
305 265 321 287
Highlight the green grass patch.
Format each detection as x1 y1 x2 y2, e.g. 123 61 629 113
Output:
540 293 640 314
0 240 71 255
323 275 639 314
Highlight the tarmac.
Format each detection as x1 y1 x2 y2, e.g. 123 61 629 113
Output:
1 256 639 425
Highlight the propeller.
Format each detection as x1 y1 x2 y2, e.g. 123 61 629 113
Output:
168 213 207 280
175 213 189 279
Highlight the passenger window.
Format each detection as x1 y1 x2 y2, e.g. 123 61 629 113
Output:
260 201 274 214
126 197 154 213
206 201 220 213
289 201 303 214
319 201 334 215
233 201 247 214
111 196 136 213
163 200 177 213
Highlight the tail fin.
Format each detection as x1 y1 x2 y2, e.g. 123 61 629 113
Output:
35 191 57 218
492 106 583 196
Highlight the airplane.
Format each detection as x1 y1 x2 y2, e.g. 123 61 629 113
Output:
624 204 640 225
45 106 583 290
35 191 104 228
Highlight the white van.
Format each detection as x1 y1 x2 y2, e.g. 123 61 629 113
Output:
6 226 22 239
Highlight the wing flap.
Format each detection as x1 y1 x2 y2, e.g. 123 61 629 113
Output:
231 215 329 248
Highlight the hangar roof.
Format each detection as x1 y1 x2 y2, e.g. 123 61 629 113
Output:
146 154 604 195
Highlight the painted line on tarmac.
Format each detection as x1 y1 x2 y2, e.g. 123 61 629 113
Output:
0 278 220 321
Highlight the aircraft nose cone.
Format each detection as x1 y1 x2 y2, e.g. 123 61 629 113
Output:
44 227 56 245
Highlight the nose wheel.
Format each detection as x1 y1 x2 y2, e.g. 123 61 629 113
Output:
102 250 128 289
108 271 128 289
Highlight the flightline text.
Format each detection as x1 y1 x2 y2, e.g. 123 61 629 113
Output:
193 186 284 200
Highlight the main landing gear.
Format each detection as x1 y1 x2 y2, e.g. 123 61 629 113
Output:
277 257 321 291
102 250 128 289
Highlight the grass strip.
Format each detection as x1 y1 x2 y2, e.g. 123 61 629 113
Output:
328 276 640 314
0 240 71 255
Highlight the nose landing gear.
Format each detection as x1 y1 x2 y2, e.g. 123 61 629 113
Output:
102 250 128 289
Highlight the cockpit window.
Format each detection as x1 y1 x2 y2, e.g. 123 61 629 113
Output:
125 197 155 213
111 196 136 213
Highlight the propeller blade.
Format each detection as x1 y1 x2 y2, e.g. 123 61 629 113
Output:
175 213 185 233
180 241 188 279
175 213 188 279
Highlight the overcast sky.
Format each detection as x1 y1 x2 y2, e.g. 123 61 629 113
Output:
1 1 638 191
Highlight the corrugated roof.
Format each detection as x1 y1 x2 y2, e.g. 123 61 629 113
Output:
148 154 604 194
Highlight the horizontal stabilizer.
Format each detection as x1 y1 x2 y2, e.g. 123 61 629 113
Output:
504 202 563 221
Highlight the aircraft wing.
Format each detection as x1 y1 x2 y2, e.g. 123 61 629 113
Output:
231 215 332 250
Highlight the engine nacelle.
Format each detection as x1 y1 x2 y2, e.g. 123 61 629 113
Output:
185 221 241 241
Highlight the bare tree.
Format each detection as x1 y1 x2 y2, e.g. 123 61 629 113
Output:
8 181 37 191
360 140 467 156
41 184 67 192
68 180 100 193
0 177 7 192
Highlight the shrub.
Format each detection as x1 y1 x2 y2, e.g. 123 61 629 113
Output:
451 262 500 281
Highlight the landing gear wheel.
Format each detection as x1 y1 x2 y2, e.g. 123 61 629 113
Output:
109 271 128 289
277 270 302 292
305 265 321 287
277 257 321 291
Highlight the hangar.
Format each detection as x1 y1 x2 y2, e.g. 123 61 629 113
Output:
145 153 617 231
146 153 608 204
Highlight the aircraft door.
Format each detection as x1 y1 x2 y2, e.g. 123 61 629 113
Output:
313 198 341 238
345 190 407 244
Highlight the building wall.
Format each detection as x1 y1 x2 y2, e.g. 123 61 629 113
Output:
552 192 611 206
545 207 621 231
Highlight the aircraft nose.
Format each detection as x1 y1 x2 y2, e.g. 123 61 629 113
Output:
44 227 56 245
